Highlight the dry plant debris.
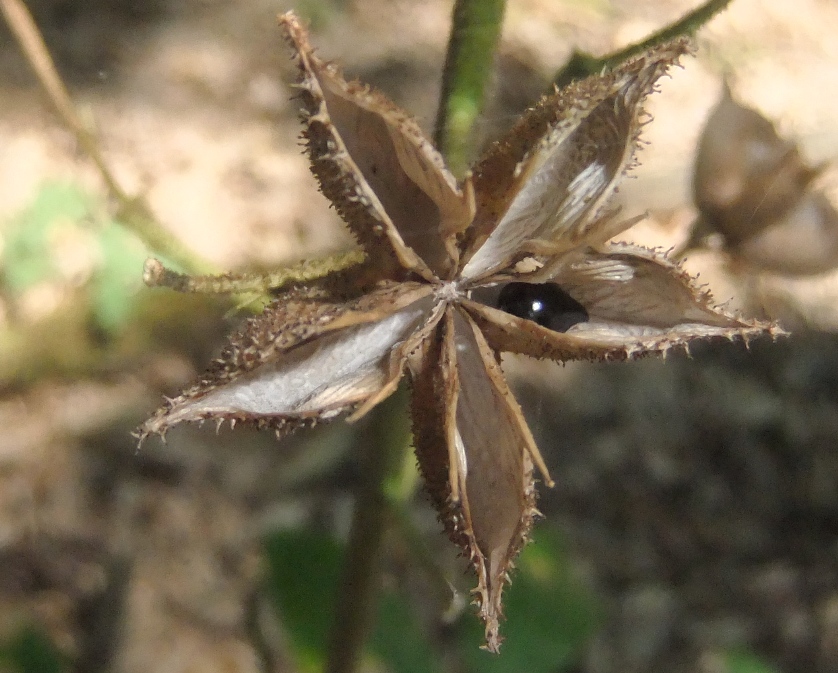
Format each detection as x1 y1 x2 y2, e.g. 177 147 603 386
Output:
140 12 778 651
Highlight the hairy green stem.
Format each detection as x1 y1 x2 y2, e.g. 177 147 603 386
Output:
554 0 734 87
142 251 365 295
434 0 506 178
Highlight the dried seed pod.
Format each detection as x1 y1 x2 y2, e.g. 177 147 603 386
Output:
689 83 838 276
141 14 780 651
692 83 819 248
736 191 838 276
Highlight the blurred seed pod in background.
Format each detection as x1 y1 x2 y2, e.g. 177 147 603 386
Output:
685 82 838 277
735 191 838 276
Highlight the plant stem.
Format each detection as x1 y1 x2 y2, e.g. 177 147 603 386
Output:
554 0 734 87
324 386 411 673
142 251 366 295
434 0 506 178
0 0 210 274
323 4 504 670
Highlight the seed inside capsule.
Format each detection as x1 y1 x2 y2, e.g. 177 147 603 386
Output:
496 282 589 333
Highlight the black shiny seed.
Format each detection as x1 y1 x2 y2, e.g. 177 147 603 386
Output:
496 282 589 333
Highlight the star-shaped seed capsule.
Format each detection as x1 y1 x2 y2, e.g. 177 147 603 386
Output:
141 13 778 651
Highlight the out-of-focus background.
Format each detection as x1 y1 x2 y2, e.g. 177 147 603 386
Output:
2 1 838 672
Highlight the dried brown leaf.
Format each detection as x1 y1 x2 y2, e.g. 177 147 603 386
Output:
693 83 818 247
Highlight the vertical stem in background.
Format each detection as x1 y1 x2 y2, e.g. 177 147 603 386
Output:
434 0 506 178
325 4 506 672
324 386 411 673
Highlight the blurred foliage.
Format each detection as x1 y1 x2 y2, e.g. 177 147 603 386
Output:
369 591 438 673
91 223 150 333
263 530 343 672
460 527 602 673
1 182 90 293
0 627 65 673
263 529 440 673
264 526 599 673
1 180 150 336
725 650 782 673
294 0 350 31
0 180 226 386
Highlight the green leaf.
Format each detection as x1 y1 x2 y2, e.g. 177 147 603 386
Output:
263 530 343 673
263 528 442 673
0 627 65 673
89 222 147 334
1 181 93 293
295 0 342 31
460 527 601 673
370 590 439 673
724 650 782 673
1 180 154 334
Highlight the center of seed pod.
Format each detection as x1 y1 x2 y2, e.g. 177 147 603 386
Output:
435 281 461 302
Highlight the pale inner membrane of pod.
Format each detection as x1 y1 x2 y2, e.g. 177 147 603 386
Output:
166 300 431 421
